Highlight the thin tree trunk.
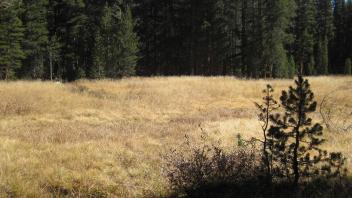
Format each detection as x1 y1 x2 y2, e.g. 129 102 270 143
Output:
293 126 300 187
293 77 303 187
263 88 271 181
49 51 53 81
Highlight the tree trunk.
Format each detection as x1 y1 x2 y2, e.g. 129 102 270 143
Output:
49 51 53 81
293 77 304 187
293 126 300 187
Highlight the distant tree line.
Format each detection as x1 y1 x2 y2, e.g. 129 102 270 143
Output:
0 0 138 81
0 0 352 80
136 0 352 77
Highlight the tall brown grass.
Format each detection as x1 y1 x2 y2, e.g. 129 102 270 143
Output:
0 76 350 197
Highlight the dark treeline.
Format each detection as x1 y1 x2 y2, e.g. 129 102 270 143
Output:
0 0 138 81
0 0 352 81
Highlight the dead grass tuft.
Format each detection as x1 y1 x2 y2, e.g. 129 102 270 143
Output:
0 76 350 197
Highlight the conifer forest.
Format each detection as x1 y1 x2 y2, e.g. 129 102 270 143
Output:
0 0 352 81
1 1 352 197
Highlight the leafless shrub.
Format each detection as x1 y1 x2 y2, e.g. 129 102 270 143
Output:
162 135 262 195
162 134 350 197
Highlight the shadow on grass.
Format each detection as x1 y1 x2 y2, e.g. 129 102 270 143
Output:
165 177 352 198
161 137 352 198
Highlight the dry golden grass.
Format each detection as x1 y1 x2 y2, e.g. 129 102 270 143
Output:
0 76 351 197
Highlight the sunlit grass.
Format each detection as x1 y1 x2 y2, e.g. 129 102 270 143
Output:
0 76 350 197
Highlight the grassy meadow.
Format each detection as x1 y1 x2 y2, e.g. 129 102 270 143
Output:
0 76 351 197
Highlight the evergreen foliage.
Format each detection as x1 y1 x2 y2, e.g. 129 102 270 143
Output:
345 58 352 75
255 84 279 182
262 0 295 78
287 56 296 78
94 4 138 78
47 35 61 80
111 5 138 77
294 0 316 75
20 0 49 78
268 75 345 186
0 0 25 80
316 0 333 75
164 76 349 197
0 0 352 80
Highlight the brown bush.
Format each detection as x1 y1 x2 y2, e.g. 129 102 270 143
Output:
162 136 262 196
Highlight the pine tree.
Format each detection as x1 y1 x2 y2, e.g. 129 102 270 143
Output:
321 37 329 74
224 0 242 76
50 0 87 81
239 0 263 78
255 84 279 182
308 56 316 75
332 0 347 73
262 0 295 78
294 0 316 75
345 1 352 65
97 3 138 78
91 30 105 79
315 0 333 75
114 5 138 77
0 0 25 80
345 58 352 75
93 4 113 77
0 0 349 79
288 55 296 78
269 74 326 186
211 0 229 75
47 35 61 80
133 0 159 75
21 0 49 79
